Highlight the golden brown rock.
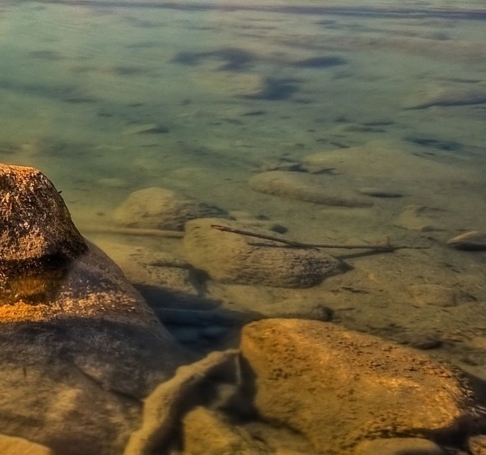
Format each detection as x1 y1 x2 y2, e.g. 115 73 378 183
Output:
0 435 53 455
469 434 486 455
0 164 86 261
0 164 87 303
353 438 445 455
0 163 187 455
181 407 270 455
240 319 479 455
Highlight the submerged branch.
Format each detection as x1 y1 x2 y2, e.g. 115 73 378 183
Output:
210 224 428 252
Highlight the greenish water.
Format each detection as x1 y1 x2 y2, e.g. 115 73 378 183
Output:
0 0 486 453
1 1 486 371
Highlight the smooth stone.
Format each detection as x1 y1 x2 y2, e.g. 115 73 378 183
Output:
446 231 486 251
113 187 229 231
183 218 348 288
300 140 474 190
249 171 372 207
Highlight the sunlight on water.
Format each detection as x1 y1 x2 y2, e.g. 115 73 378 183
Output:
0 1 486 453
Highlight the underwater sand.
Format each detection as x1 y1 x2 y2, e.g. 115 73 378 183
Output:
0 0 486 375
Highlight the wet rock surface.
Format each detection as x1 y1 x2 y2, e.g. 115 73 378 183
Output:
0 164 188 455
240 319 482 455
3 162 486 455
0 435 53 455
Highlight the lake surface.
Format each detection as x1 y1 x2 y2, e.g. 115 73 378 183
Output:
1 0 486 373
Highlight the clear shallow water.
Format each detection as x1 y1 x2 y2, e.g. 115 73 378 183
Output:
1 1 486 368
1 2 485 194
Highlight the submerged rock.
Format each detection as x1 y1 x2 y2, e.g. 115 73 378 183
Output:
113 187 229 231
249 171 372 207
183 218 348 288
394 204 442 232
124 349 239 455
408 283 474 307
181 406 269 455
0 164 187 455
446 231 486 251
403 84 486 109
240 319 481 455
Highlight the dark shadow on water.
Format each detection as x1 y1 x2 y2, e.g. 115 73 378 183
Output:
293 55 347 68
134 283 220 311
244 77 300 101
171 47 254 71
405 135 463 152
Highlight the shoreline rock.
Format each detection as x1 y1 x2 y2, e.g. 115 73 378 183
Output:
0 164 188 455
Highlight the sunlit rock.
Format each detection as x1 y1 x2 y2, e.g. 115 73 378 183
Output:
0 164 87 303
0 164 187 455
353 438 445 455
183 218 348 288
469 434 486 455
240 319 481 455
0 434 53 455
113 187 229 231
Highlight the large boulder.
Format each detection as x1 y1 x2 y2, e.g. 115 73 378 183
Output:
240 319 482 455
183 218 347 288
113 187 229 231
0 164 188 455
